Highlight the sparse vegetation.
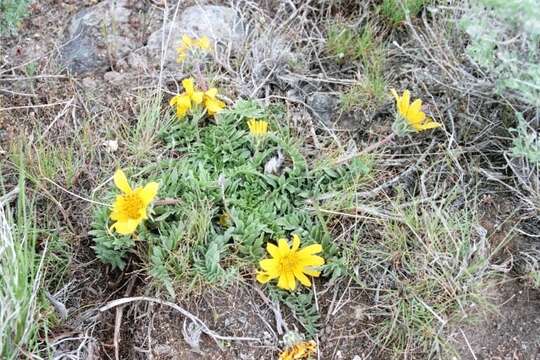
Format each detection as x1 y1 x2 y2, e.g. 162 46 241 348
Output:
1 0 539 358
0 0 31 34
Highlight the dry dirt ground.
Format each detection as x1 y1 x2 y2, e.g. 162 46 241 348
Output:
1 1 540 359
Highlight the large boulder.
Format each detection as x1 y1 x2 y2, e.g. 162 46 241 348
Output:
59 0 137 74
145 5 245 70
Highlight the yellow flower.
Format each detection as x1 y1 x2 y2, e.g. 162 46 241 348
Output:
181 34 194 48
203 88 226 116
182 78 204 104
169 94 191 118
176 35 211 62
279 340 317 360
169 78 204 119
247 119 269 137
391 89 441 132
256 234 324 291
195 35 211 50
110 169 159 235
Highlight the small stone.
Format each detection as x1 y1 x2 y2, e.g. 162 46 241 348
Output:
127 52 148 70
104 71 124 85
81 77 97 88
307 92 339 126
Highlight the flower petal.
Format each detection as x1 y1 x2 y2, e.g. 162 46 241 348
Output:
182 78 195 95
277 238 290 256
285 271 296 291
408 98 422 115
277 274 289 290
114 169 132 193
205 88 218 99
112 218 140 235
406 109 426 125
303 268 321 277
260 258 279 276
300 254 325 267
291 234 301 251
294 269 312 287
256 271 274 284
267 242 280 258
297 243 322 256
140 182 159 205
417 120 441 130
191 91 204 105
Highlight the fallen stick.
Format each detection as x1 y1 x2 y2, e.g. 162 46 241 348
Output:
100 296 260 347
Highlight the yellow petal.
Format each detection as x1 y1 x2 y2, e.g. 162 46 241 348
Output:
294 269 312 287
140 182 159 205
303 268 321 277
291 234 301 251
277 274 289 290
267 242 280 258
297 243 322 256
205 88 218 99
417 120 441 130
286 272 296 290
191 90 204 105
112 219 140 235
300 255 325 267
406 110 426 125
181 34 193 47
196 36 210 50
409 98 422 115
174 94 192 118
256 271 273 284
114 169 131 193
260 258 279 276
182 78 195 95
204 98 225 116
277 238 290 256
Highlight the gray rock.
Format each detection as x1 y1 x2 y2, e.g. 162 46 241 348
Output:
307 92 339 126
59 0 137 74
145 5 245 69
127 52 148 70
104 71 124 85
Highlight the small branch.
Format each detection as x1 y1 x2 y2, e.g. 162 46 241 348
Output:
154 198 182 206
0 187 19 206
335 133 395 165
100 296 260 346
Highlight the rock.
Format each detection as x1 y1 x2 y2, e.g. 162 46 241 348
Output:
307 92 339 126
145 5 245 69
127 52 148 70
104 71 124 85
81 77 97 89
59 0 137 74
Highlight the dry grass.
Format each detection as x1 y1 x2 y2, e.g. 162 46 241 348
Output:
0 0 538 358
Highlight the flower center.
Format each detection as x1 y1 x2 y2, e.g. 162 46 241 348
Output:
279 254 299 272
122 193 144 219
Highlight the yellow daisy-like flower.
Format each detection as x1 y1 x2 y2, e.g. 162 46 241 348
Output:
182 78 204 104
176 35 211 62
391 89 441 132
279 340 317 360
110 169 159 235
203 88 226 116
169 78 204 119
195 35 211 50
247 119 269 137
256 234 325 291
169 93 191 118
